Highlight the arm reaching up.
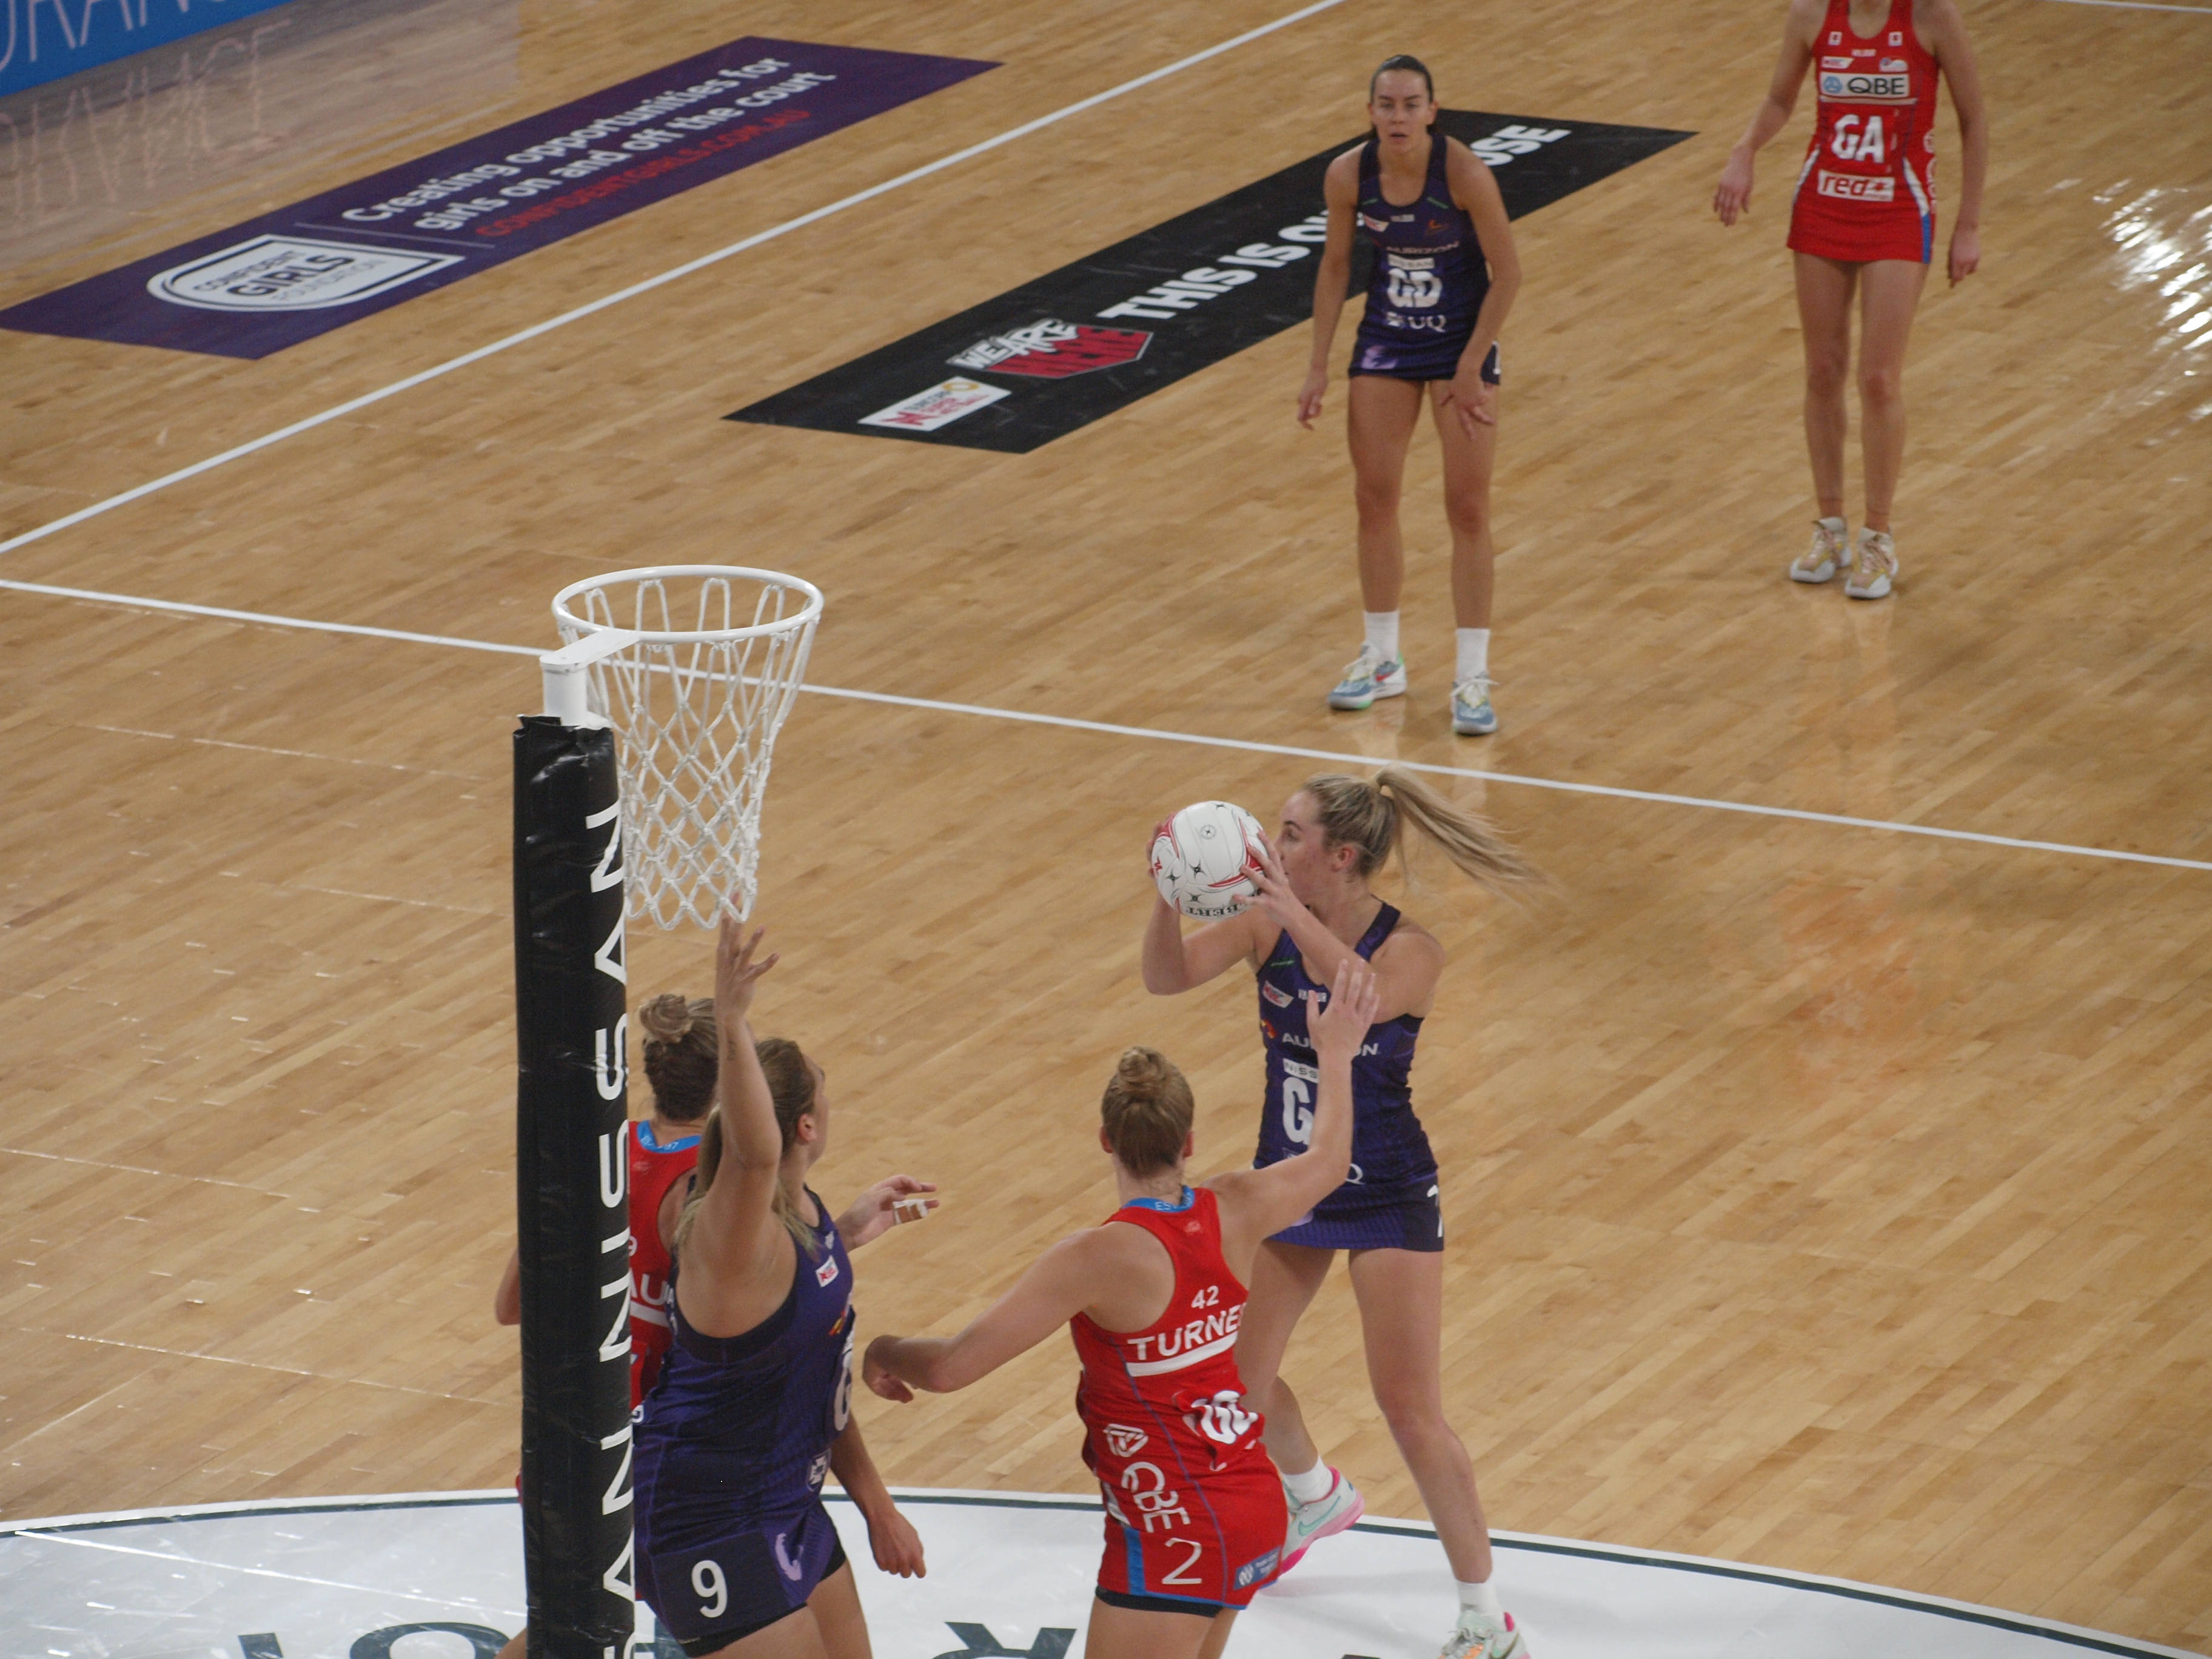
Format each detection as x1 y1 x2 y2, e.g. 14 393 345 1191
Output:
1207 956 1378 1260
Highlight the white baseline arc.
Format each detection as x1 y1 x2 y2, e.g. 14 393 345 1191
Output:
7 575 2209 876
0 0 1353 561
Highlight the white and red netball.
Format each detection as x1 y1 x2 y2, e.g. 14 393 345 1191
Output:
1150 801 1266 920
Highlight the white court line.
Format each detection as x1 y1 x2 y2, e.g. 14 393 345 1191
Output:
2040 0 2212 11
0 0 1351 561
10 1529 520 1615
10 575 2211 875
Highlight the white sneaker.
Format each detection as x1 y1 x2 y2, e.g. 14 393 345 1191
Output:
1845 528 1897 599
1451 674 1498 736
1279 1467 1364 1571
1328 644 1407 710
1440 1607 1529 1659
1789 516 1849 583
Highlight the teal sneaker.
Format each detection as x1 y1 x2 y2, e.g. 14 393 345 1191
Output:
1327 644 1407 710
1451 674 1498 736
1279 1467 1364 1572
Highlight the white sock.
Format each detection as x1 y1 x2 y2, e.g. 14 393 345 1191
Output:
1282 1461 1334 1506
1363 611 1400 664
1455 628 1490 684
1457 1578 1504 1620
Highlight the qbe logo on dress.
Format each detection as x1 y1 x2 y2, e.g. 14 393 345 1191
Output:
857 377 1010 432
147 236 464 312
1819 71 1911 102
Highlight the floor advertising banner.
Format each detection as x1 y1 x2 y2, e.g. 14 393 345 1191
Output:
730 112 1692 453
0 35 995 358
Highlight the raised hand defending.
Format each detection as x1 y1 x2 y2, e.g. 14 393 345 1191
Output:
1309 954 1382 1063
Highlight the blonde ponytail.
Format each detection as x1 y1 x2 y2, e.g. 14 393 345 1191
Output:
671 1036 822 1263
1302 767 1544 893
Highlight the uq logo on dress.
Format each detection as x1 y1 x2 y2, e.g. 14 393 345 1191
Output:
147 236 463 312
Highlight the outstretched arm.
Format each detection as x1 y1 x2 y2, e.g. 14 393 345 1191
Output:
864 1231 1112 1399
1714 0 1822 224
1208 957 1375 1250
837 1175 940 1249
674 921 784 1299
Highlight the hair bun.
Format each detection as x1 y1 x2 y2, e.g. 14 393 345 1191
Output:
1114 1046 1168 1099
638 992 695 1045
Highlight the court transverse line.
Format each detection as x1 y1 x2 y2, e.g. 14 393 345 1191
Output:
0 0 1353 560
6 575 2207 876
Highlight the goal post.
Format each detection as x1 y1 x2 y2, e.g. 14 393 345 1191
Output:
512 709 636 1659
511 566 820 1659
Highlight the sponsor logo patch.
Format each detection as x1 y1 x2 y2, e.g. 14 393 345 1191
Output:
147 237 461 312
816 1254 842 1287
1817 170 1897 202
1235 1547 1282 1589
1101 1424 1149 1458
1261 982 1294 1007
857 377 1010 431
948 318 1151 378
1820 70 1911 101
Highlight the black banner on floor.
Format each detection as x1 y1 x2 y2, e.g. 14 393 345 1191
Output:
512 716 635 1659
729 110 1691 453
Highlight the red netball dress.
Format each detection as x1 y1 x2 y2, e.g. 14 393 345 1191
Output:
626 1118 703 1407
1788 0 1943 264
1071 1185 1289 1612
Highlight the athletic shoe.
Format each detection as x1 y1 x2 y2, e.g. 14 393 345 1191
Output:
1845 528 1897 599
1789 517 1850 583
1328 645 1407 709
1451 674 1498 736
1439 1607 1529 1659
1278 1467 1364 1572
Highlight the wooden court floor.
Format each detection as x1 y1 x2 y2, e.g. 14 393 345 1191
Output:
3 0 2210 1650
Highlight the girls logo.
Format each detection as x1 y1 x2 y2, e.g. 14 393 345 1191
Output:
948 318 1151 379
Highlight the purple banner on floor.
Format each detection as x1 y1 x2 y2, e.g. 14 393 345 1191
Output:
0 35 994 359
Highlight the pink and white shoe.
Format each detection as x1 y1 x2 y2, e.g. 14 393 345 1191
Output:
1279 1467 1364 1572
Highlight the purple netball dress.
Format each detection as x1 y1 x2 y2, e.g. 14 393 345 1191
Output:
1253 905 1444 1252
633 1190 856 1655
1347 132 1500 387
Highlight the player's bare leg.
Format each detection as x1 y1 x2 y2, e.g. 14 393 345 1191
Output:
1233 1239 1334 1470
800 1561 870 1659
1346 1247 1492 1583
1431 379 1502 732
1084 1600 1218 1659
1349 1247 1524 1655
1349 375 1426 612
1195 1609 1239 1659
1330 377 1427 708
1845 258 1929 597
1856 258 1928 534
1791 253 1857 583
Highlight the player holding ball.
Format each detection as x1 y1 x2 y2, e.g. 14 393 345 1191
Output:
1144 774 1540 1659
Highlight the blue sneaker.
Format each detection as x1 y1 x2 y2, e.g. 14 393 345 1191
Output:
1327 644 1407 710
1452 674 1498 736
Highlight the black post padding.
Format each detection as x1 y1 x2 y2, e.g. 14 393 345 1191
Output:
514 715 635 1659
